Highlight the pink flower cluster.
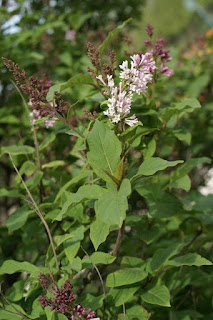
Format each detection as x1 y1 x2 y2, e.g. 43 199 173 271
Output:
65 30 76 42
38 274 96 320
97 53 156 127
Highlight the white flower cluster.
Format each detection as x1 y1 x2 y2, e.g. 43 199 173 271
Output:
97 52 156 127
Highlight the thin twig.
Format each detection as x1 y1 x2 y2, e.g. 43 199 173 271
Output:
122 298 126 320
0 307 29 318
81 246 106 319
179 229 203 256
110 220 126 256
11 80 41 170
8 153 59 270
49 104 85 139
0 284 30 319
80 246 106 298
175 289 191 310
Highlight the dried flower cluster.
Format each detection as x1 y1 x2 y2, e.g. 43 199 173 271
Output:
87 42 116 85
144 24 174 77
82 108 98 121
96 53 156 127
2 57 69 128
38 274 97 320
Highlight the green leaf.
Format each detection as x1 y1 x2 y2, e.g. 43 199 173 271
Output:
132 157 183 181
19 161 38 176
90 219 109 251
0 304 29 320
120 305 151 320
54 233 74 247
1 145 35 157
87 120 122 183
0 260 41 277
42 160 65 169
193 194 213 213
0 115 20 124
69 257 82 272
82 252 116 268
171 157 211 181
66 203 89 224
141 285 171 307
6 207 33 232
174 98 201 111
119 121 143 142
139 227 162 245
63 226 85 264
150 192 183 218
128 127 158 145
39 133 56 151
120 256 145 268
75 294 104 311
69 12 91 30
24 171 43 190
53 313 68 320
95 179 131 226
167 174 191 192
47 74 95 101
168 253 212 267
64 73 95 88
99 18 132 58
54 170 89 202
106 268 148 287
0 188 22 198
107 284 140 307
173 129 191 145
187 74 210 98
55 185 107 221
161 98 201 122
91 179 131 250
6 280 25 302
142 139 156 159
146 243 184 274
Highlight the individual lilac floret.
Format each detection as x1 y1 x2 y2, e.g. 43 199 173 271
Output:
97 53 156 128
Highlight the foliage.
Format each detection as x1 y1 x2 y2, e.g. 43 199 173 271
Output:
0 3 213 320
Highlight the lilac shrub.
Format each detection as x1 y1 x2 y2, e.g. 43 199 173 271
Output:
0 22 212 320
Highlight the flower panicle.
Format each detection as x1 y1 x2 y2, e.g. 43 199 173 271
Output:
143 24 174 77
38 275 96 320
97 52 156 127
1 57 69 128
87 42 117 84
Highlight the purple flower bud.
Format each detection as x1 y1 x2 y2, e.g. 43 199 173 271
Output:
145 24 154 37
144 40 151 47
160 64 174 77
